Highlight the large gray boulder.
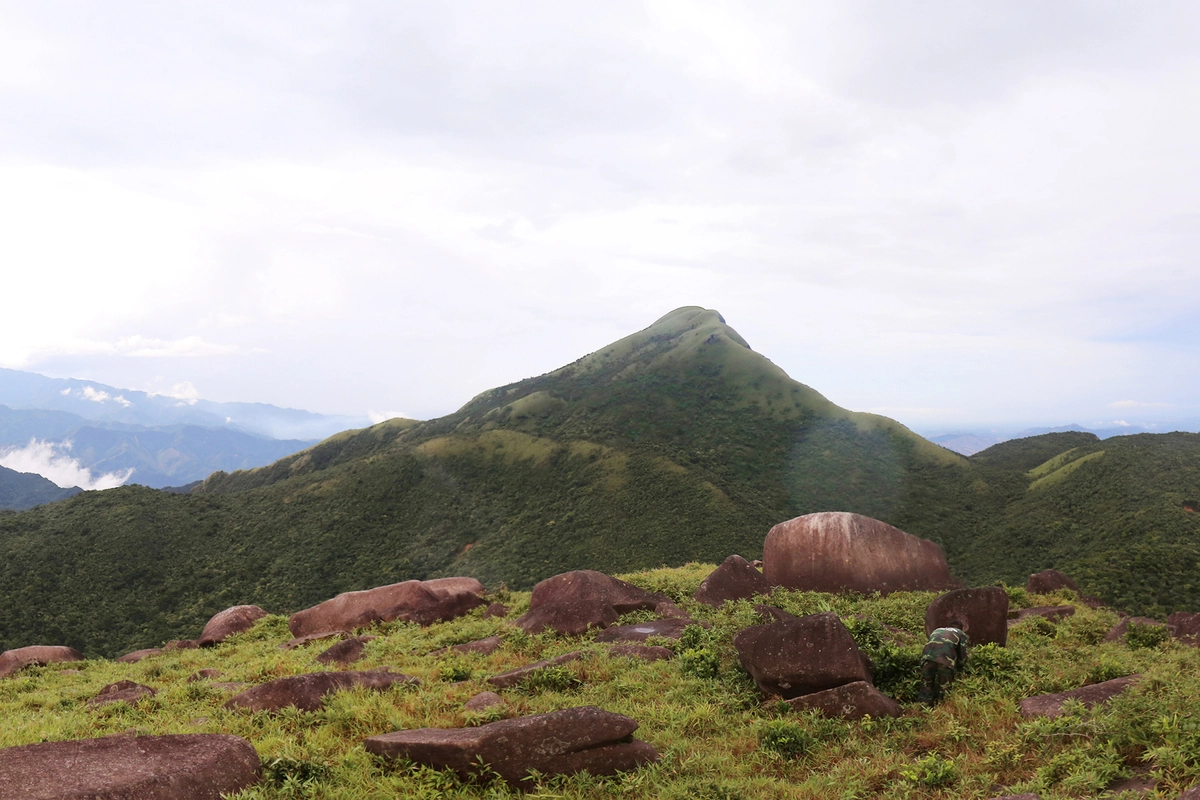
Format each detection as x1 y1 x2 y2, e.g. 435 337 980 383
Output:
0 734 260 800
288 577 485 638
364 706 658 785
733 611 871 699
514 570 663 636
763 512 955 594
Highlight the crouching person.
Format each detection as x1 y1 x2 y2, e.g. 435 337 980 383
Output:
919 620 969 706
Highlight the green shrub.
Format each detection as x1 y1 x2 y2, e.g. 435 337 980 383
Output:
262 756 332 789
520 665 580 693
679 647 721 680
898 753 959 787
1125 621 1172 649
758 720 816 758
438 661 474 682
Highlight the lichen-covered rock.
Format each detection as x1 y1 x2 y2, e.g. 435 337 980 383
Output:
0 734 260 800
693 555 771 607
926 587 1010 647
514 571 663 636
733 611 871 699
364 706 658 785
763 512 955 594
784 681 900 719
0 646 84 679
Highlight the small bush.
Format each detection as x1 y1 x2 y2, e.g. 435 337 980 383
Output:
758 720 816 759
1086 657 1128 685
263 756 332 788
966 642 1021 681
520 665 580 693
899 753 959 787
1126 621 1171 650
438 662 474 683
679 647 721 679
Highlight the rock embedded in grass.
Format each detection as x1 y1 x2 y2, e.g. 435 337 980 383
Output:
1168 611 1200 643
0 645 84 679
763 512 956 594
364 705 658 785
926 586 1010 646
288 577 486 638
693 554 771 607
463 691 506 713
784 680 901 719
608 644 674 661
483 603 509 618
594 617 693 643
514 570 664 636
1104 617 1168 643
116 648 164 663
0 733 260 800
733 611 871 699
1026 569 1079 595
430 635 503 657
197 605 268 647
1009 605 1076 626
1018 674 1142 718
87 680 157 708
487 652 583 690
224 669 420 712
316 635 374 665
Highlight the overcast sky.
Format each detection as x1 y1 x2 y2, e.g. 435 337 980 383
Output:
2 1 1198 434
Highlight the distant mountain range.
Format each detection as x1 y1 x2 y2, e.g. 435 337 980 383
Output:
927 422 1200 456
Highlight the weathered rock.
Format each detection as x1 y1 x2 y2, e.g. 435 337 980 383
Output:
608 644 674 661
594 617 692 643
1019 675 1141 717
198 605 268 647
487 652 584 690
483 603 510 618
224 669 420 712
87 680 157 708
986 795 1041 800
654 600 692 620
464 691 506 713
753 604 799 623
763 512 955 594
733 611 871 699
515 570 663 636
288 577 486 638
315 636 374 666
364 706 658 785
431 636 504 657
694 555 771 607
0 645 84 679
784 681 901 719
189 669 223 682
1107 776 1155 794
1169 612 1200 642
1104 617 1168 643
165 639 198 651
1026 569 1080 595
116 648 163 664
1009 606 1076 626
279 632 347 650
1178 786 1200 799
926 587 1010 647
0 734 260 800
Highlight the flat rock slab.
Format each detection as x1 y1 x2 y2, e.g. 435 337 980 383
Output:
515 570 664 636
0 645 84 679
594 618 692 643
1105 617 1168 643
115 648 163 664
608 644 674 661
289 577 485 638
487 652 584 690
926 586 1010 647
1019 675 1142 718
316 636 374 666
224 669 420 712
463 691 506 713
784 681 901 720
0 734 260 800
88 681 157 708
365 705 658 785
693 554 771 607
198 605 267 647
430 636 503 657
734 611 871 699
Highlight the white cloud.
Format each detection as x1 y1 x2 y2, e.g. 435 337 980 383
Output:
0 439 133 490
368 410 412 424
81 386 132 407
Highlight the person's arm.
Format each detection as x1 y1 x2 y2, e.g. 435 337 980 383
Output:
957 633 969 670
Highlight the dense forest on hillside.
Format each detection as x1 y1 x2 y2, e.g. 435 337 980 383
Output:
0 308 1197 657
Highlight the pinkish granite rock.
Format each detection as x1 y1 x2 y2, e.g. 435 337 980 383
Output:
364 706 657 785
87 681 156 708
315 636 374 666
514 571 664 636
693 555 771 607
1104 617 1168 643
608 644 674 661
464 691 506 713
0 646 84 679
0 734 260 800
733 611 871 699
198 605 268 647
487 652 584 690
784 681 900 719
594 617 692 643
763 512 955 594
115 648 163 664
288 578 486 638
483 603 509 618
926 587 1010 647
1019 675 1141 718
1026 569 1079 595
430 636 503 657
224 669 420 712
1009 606 1075 626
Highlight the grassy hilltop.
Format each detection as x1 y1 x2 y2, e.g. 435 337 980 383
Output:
4 566 1200 799
0 307 1198 657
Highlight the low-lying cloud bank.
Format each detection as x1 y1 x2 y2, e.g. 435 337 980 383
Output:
0 439 133 491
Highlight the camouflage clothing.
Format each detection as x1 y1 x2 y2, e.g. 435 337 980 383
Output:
918 627 969 705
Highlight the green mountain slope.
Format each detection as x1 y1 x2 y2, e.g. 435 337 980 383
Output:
0 464 80 510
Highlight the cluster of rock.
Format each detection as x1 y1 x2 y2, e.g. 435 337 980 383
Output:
4 510 1199 797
